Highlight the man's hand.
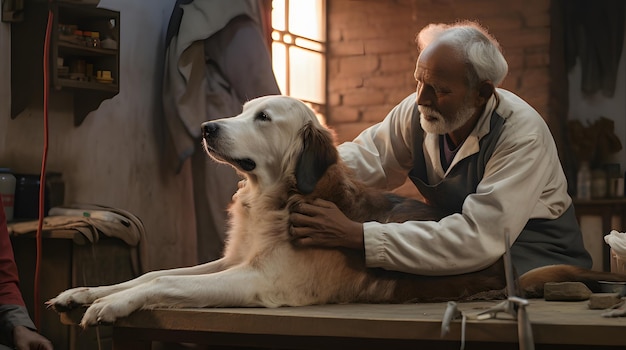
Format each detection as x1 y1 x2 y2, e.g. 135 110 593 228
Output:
289 198 364 250
13 325 53 350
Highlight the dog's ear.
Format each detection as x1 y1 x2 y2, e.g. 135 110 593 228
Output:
295 122 338 194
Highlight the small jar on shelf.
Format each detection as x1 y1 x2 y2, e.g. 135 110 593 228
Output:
90 31 101 48
72 29 83 45
82 30 93 46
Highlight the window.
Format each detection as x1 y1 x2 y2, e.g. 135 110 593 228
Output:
271 0 326 119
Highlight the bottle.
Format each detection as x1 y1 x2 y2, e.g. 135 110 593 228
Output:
0 168 16 221
591 168 607 198
576 161 591 200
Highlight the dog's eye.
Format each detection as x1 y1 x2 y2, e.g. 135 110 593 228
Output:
255 111 271 122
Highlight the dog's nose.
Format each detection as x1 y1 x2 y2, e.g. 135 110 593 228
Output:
202 122 219 139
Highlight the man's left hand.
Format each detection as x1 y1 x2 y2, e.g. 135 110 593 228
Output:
13 326 53 350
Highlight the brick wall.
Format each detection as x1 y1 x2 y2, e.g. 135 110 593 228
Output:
327 0 552 143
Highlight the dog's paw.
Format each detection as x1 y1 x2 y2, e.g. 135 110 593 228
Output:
80 296 135 328
47 287 95 312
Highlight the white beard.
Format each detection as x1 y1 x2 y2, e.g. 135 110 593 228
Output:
418 100 476 135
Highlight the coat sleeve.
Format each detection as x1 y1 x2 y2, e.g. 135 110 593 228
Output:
337 93 417 190
0 194 26 307
0 194 37 346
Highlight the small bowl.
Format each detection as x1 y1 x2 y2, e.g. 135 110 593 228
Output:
598 281 626 295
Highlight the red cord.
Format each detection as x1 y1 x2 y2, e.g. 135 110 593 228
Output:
35 4 53 328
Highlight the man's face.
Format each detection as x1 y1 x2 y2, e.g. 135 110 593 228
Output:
414 42 479 135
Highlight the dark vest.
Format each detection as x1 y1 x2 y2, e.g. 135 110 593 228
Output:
408 105 592 275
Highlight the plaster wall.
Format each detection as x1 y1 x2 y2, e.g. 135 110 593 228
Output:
0 0 198 272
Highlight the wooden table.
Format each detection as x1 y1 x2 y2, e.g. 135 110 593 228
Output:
10 225 138 350
60 300 626 349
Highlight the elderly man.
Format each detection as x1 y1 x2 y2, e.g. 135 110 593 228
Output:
289 20 592 276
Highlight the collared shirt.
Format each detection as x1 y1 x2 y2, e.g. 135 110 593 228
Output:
338 88 584 275
440 134 463 171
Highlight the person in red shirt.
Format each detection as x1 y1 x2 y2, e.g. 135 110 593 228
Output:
0 194 53 350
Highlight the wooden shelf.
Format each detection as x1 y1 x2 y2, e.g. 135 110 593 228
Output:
10 0 120 126
58 41 117 56
55 77 118 92
573 197 626 271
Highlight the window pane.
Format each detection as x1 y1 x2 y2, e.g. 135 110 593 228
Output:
289 47 325 104
288 0 325 41
271 0 286 31
271 42 287 94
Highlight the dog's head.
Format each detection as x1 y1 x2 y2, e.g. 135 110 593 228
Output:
201 95 337 194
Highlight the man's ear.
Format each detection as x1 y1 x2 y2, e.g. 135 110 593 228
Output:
475 80 495 107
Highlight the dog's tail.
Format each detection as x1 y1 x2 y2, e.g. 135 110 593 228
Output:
519 264 626 298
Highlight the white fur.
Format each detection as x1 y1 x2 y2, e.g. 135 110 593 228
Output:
49 95 394 327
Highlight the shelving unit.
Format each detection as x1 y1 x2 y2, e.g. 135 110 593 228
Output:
10 0 120 126
54 42 119 92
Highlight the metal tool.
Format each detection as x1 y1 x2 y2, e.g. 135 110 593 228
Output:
440 233 535 350
474 233 535 350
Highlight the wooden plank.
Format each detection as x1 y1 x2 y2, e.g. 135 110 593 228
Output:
56 300 626 347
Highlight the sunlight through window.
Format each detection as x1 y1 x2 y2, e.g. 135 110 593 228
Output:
271 0 326 120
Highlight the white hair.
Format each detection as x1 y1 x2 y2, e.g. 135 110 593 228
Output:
416 21 509 87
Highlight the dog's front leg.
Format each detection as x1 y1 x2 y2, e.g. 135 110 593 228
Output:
79 265 274 327
49 258 231 312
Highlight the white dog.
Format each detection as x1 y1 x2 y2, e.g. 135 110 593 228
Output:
49 95 626 328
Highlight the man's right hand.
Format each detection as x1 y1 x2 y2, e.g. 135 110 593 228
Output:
289 198 365 251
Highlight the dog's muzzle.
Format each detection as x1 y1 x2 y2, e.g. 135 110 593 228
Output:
200 121 257 172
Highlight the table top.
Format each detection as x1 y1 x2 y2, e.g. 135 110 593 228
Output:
60 299 626 346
